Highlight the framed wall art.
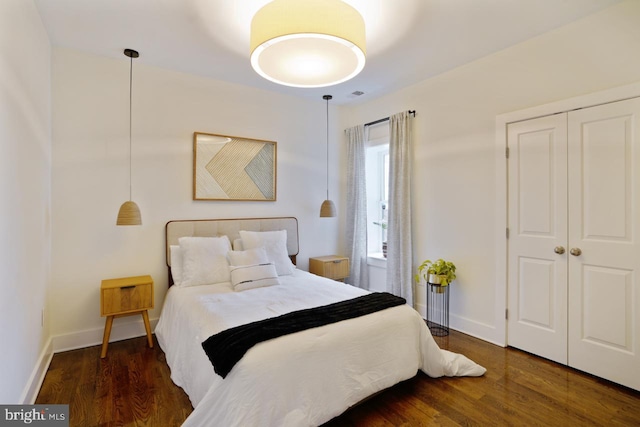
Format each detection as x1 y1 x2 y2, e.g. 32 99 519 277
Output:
193 132 277 201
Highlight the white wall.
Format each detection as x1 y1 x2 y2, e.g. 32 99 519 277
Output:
0 0 52 403
50 49 344 350
345 0 640 344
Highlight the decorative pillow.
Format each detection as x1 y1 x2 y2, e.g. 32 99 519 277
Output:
179 236 231 287
170 245 183 286
239 230 295 276
228 247 269 266
230 263 280 291
232 238 244 251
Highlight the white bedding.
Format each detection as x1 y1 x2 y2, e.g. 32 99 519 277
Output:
155 269 485 427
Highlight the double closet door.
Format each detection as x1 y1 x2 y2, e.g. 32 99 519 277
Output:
507 97 640 391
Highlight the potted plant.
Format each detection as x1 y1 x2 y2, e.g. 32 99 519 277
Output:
373 220 387 257
415 259 457 292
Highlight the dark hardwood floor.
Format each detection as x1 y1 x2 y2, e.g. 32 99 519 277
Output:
36 330 640 426
36 336 191 426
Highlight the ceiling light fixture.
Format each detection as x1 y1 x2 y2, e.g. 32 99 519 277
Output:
250 0 366 88
320 95 336 218
116 48 142 226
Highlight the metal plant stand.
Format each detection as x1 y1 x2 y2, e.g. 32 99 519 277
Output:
426 282 450 336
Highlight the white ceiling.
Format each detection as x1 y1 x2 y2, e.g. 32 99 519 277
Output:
34 0 622 105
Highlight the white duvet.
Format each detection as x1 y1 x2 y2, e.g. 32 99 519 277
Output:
155 270 485 427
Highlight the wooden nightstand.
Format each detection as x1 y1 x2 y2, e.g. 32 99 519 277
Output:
100 275 154 358
309 256 350 281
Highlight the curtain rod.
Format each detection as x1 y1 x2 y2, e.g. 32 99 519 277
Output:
364 110 416 127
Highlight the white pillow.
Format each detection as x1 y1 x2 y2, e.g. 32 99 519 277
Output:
170 245 183 286
232 238 244 251
179 236 231 287
228 247 269 266
230 263 280 291
239 230 295 276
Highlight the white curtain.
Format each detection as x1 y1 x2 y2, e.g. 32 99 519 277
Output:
345 125 369 289
386 112 414 306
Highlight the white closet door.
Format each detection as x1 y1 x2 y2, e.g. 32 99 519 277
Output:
567 98 640 391
507 114 568 364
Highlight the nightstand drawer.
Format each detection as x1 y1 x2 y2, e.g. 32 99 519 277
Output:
309 256 350 281
101 275 154 316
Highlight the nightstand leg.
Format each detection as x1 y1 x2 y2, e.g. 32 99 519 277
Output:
101 316 114 358
141 310 153 348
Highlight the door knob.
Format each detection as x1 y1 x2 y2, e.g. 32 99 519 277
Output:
554 246 565 254
570 247 582 256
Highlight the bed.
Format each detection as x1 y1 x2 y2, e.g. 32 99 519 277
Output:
155 217 485 427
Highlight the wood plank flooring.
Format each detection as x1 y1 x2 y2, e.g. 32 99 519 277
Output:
36 330 640 426
36 336 191 426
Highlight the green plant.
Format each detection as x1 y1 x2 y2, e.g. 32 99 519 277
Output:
415 258 457 286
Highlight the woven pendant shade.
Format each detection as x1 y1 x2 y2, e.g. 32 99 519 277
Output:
116 201 142 226
320 199 337 218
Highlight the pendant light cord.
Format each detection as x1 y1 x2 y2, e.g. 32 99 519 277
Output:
325 96 329 200
128 54 133 201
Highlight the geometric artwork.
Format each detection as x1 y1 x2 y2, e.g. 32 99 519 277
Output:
193 132 277 201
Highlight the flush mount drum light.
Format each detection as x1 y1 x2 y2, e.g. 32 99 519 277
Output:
250 0 366 88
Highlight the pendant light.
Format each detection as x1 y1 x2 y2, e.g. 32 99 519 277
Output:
116 48 142 226
250 0 366 88
320 95 337 218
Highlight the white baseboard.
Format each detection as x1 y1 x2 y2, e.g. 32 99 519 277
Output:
450 312 505 347
420 305 505 346
20 337 53 404
52 317 159 353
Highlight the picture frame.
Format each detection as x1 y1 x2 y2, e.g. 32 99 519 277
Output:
193 132 277 201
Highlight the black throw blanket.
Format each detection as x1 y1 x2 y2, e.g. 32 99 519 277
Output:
202 292 406 378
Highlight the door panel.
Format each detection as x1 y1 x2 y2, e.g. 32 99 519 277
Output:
581 114 631 240
582 266 632 350
518 257 555 328
567 98 640 390
518 130 555 235
507 114 568 364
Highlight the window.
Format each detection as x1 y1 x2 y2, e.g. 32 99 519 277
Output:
366 140 389 257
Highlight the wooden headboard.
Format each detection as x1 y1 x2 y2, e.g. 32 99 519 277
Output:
165 217 299 286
